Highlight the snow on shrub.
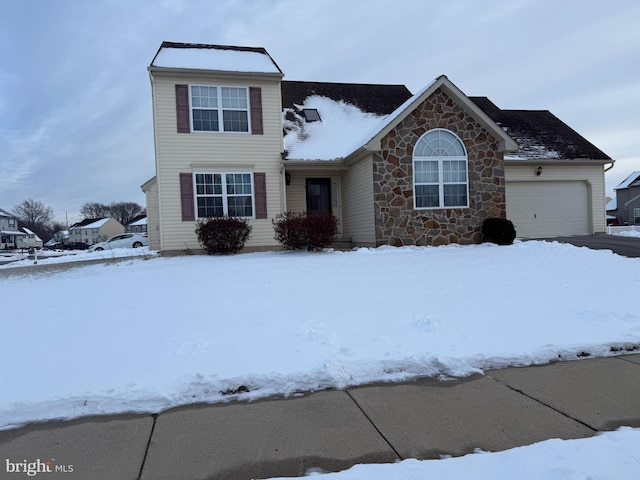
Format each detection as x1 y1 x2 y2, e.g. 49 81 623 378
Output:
195 217 252 255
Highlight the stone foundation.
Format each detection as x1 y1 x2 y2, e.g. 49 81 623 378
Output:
373 87 506 246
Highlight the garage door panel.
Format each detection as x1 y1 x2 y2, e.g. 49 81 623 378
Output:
506 181 589 238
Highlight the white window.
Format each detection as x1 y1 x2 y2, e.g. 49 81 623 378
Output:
634 208 640 225
190 85 249 133
194 173 254 218
413 129 469 209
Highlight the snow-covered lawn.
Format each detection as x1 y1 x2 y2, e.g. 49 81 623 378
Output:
1 241 640 477
1 241 639 430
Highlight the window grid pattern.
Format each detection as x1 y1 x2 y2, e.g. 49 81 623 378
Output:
413 129 468 209
195 173 253 218
191 86 249 132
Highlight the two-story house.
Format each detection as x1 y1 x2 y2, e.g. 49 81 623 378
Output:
68 218 124 245
126 215 148 234
606 171 640 226
143 42 613 254
0 208 25 249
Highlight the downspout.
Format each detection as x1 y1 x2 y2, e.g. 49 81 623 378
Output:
280 165 287 214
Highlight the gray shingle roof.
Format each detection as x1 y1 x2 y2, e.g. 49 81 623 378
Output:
282 81 412 116
469 97 611 161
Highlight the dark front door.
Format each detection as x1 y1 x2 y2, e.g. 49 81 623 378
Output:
306 178 332 214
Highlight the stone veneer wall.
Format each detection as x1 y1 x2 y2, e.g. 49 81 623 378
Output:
373 87 506 247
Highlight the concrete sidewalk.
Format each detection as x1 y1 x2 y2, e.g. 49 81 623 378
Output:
2 354 640 479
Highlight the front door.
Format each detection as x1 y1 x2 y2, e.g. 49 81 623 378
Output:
306 178 332 214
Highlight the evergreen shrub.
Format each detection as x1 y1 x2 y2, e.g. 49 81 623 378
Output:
195 217 252 255
481 217 517 245
273 212 338 251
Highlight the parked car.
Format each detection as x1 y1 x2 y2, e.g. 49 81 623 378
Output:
64 242 89 250
43 242 65 250
43 242 89 251
88 233 149 252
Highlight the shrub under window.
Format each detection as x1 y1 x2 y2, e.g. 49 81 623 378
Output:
196 217 252 254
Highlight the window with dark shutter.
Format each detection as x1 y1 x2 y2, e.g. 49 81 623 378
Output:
179 173 195 221
249 87 263 135
176 85 190 133
254 172 267 219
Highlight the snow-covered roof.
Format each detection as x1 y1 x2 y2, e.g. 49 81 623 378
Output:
606 197 617 211
21 227 42 240
150 42 282 75
283 96 386 160
128 217 147 226
283 76 518 161
615 171 640 190
0 208 14 218
0 230 26 236
70 218 110 230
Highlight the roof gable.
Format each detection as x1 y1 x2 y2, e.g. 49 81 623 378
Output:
615 170 640 190
470 97 611 161
364 75 518 154
0 208 14 218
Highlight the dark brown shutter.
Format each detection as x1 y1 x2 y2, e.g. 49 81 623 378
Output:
249 87 263 135
179 173 195 221
254 172 267 219
176 85 190 133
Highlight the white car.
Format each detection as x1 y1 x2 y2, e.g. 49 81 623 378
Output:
89 233 149 251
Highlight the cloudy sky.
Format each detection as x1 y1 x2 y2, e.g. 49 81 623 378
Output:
2 0 639 224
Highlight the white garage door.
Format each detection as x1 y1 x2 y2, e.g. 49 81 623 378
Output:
506 181 590 238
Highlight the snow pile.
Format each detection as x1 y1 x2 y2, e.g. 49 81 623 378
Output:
283 96 385 160
617 230 640 238
0 246 156 269
0 241 639 430
266 427 640 480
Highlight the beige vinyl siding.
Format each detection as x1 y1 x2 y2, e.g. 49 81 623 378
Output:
505 162 606 236
342 156 375 246
284 170 343 235
142 177 160 250
151 71 284 251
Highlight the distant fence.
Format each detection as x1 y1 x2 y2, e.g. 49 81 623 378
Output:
608 226 640 235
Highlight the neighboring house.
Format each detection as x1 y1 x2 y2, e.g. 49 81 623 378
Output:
143 42 613 254
126 215 148 234
18 228 43 249
0 208 25 249
606 171 640 225
68 218 124 245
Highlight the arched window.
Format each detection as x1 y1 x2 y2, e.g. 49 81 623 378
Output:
413 129 469 209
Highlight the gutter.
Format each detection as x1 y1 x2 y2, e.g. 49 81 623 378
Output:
604 159 616 172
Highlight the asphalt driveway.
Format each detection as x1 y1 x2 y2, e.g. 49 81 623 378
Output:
536 234 640 258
